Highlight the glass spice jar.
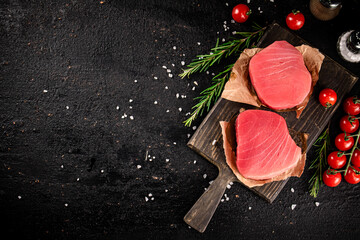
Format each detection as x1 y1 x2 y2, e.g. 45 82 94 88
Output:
337 30 360 63
309 0 342 21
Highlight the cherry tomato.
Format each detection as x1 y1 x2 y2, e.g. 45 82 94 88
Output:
323 169 342 187
319 88 337 108
344 166 360 184
335 133 354 151
286 10 305 30
327 151 347 169
351 149 360 167
343 96 360 116
232 4 251 23
339 115 359 133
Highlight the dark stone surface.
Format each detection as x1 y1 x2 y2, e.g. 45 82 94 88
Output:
0 0 359 239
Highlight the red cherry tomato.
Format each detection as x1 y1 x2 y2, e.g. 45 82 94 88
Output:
335 133 354 151
319 88 337 108
232 4 251 23
344 166 360 184
343 96 360 116
286 10 305 30
323 169 342 187
327 151 347 169
351 149 360 167
339 115 359 133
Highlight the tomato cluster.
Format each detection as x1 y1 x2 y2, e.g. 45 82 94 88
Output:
323 96 360 187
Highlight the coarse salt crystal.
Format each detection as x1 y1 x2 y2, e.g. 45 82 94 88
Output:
165 189 169 192
206 71 209 74
165 159 169 162
18 195 22 199
154 76 158 80
151 197 154 201
225 2 228 6
192 87 195 91
61 165 64 169
232 31 237 35
211 139 217 145
148 193 152 197
315 202 320 207
176 93 179 98
291 188 294 193
270 0 274 2
129 106 132 109
231 19 235 23
43 90 48 93
130 116 134 120
192 126 197 130
181 95 186 98
221 199 224 202
291 204 296 210
193 160 197 164
77 178 80 181
193 81 198 86
165 86 168 89
229 182 233 185
145 196 149 202
134 79 138 83
154 101 158 104
209 180 213 185
173 142 176 145
166 110 169 113
197 42 201 45
222 38 225 42
181 61 185 66
101 169 104 173
247 0 250 4
152 156 155 159
211 73 215 76
173 46 176 50
66 106 69 109
249 206 252 210
178 108 182 112
168 73 173 78
167 69 171 73
172 63 175 67
203 174 207 179
65 203 68 207
162 65 167 69
137 165 141 169
129 99 133 102
226 184 231 189
116 106 119 110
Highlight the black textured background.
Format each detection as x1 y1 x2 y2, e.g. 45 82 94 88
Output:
1 0 359 239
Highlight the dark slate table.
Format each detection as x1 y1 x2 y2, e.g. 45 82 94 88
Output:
1 0 359 239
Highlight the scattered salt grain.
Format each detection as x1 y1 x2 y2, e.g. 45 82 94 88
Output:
193 160 197 164
249 206 252 210
165 159 170 162
225 2 228 6
209 180 213 185
172 63 175 67
221 199 224 202
65 203 68 207
231 19 235 23
130 116 134 120
152 156 155 159
165 86 168 89
229 182 233 185
154 101 158 104
162 65 167 69
148 193 153 197
192 126 197 130
315 202 320 207
137 165 141 169
232 31 237 35
197 42 201 45
66 106 69 109
129 106 132 109
116 106 119 110
173 46 176 50
167 69 171 73
165 189 169 192
222 38 225 42
203 174 207 179
187 134 191 138
247 0 250 4
77 178 80 181
211 139 217 145
134 79 138 83
173 142 177 145
192 87 196 91
182 53 185 56
145 196 149 202
204 188 207 191
168 73 173 78
291 188 294 193
181 95 186 98
260 10 263 13
291 204 296 210
211 73 215 76
151 197 154 201
178 108 182 112
154 76 158 80
43 89 48 93
188 226 191 229
101 169 104 173
129 99 133 103
270 0 274 2
181 61 185 66
206 71 209 74
61 165 64 169
226 184 231 189
193 81 198 86
166 110 170 113
258 7 261 10
18 195 22 199
176 93 179 98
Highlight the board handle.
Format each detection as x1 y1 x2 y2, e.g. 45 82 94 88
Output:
184 167 234 233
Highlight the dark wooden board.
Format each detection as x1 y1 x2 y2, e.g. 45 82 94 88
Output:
184 23 358 233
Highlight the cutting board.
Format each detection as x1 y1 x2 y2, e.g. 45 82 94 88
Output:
184 23 358 233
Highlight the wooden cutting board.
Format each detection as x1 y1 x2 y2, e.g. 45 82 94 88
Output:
184 23 358 233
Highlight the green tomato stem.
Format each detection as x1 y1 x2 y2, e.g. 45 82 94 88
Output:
344 129 360 175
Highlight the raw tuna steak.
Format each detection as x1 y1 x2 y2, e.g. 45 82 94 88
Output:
249 41 311 110
235 109 301 180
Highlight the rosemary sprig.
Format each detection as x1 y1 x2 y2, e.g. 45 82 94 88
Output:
181 23 265 126
184 64 233 127
309 126 330 198
179 23 265 79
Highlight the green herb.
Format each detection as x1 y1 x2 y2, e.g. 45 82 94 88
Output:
180 23 266 126
309 126 330 198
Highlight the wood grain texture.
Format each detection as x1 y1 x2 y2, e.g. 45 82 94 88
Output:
185 23 358 232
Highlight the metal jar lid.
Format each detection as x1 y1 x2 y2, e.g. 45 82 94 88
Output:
320 0 342 9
